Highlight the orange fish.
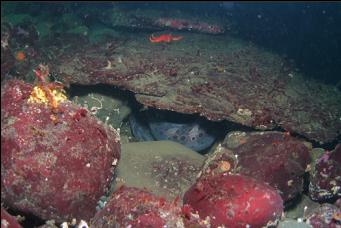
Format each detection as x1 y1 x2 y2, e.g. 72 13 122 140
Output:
149 34 183 43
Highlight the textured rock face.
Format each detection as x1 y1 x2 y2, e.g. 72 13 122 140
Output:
200 131 312 202
1 23 15 78
1 22 47 82
53 33 341 144
231 131 311 202
98 6 226 34
1 80 121 222
91 187 185 228
1 46 15 79
183 173 284 228
1 207 23 228
2 3 340 144
153 18 224 34
309 144 341 201
306 203 341 228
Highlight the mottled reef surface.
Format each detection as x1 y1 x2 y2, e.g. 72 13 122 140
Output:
2 4 341 227
2 4 340 145
53 33 340 144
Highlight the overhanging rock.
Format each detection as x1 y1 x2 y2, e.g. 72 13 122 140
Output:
54 33 341 144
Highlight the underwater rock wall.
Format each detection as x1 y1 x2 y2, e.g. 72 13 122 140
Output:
2 3 340 144
53 33 341 144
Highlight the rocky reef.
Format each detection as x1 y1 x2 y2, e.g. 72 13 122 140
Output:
199 131 312 203
53 33 340 145
91 187 185 227
1 3 341 227
1 79 120 223
1 207 23 228
309 144 341 202
184 173 284 227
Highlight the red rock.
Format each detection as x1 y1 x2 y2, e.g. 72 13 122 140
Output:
198 144 237 178
1 80 120 222
231 132 312 202
309 144 341 201
183 173 283 228
200 131 311 203
1 207 23 228
91 187 185 227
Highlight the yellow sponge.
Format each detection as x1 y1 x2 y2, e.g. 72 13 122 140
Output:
28 85 67 109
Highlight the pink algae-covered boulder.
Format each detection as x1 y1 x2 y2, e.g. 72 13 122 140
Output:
1 80 120 222
91 187 186 227
1 207 23 228
233 132 312 202
183 173 284 228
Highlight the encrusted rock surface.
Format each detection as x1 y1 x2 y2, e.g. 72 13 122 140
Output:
309 144 341 201
305 203 341 228
53 33 341 144
199 131 312 202
1 207 23 228
2 6 340 144
2 4 340 226
91 187 186 228
1 80 120 222
98 5 226 34
184 173 284 228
